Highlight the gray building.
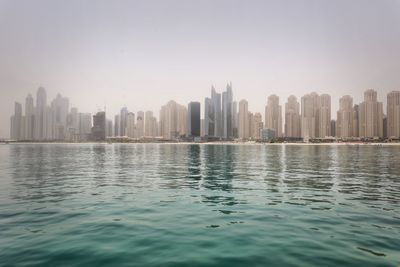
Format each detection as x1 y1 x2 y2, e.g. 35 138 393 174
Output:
187 102 201 138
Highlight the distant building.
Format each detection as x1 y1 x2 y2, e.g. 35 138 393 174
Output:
330 120 336 137
285 95 301 138
252 112 263 139
265 94 282 137
187 102 201 138
114 115 120 137
120 107 128 136
136 111 144 138
336 95 353 138
79 113 92 141
301 92 331 140
10 102 22 140
106 119 113 137
91 111 106 141
359 89 383 138
387 91 400 138
159 100 187 139
238 99 249 139
126 112 135 138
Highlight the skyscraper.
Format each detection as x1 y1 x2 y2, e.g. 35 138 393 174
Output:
34 87 47 140
159 100 187 139
187 102 201 138
78 113 92 141
319 94 331 137
91 111 106 141
238 99 249 139
120 107 128 136
114 114 120 136
222 82 233 139
126 112 135 138
25 94 35 140
301 92 319 140
145 111 157 137
387 91 400 138
336 95 354 138
265 95 282 137
359 89 384 138
252 112 263 139
211 86 222 138
136 111 144 138
285 95 301 138
51 93 69 140
10 102 22 140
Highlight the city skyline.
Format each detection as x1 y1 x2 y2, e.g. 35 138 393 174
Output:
8 85 400 141
1 0 400 138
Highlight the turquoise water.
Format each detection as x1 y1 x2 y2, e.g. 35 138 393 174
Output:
0 144 399 267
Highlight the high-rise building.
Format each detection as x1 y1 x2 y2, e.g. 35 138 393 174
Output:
232 101 238 138
25 94 35 140
136 111 144 138
120 107 128 136
10 102 22 140
211 87 222 137
238 99 249 139
336 95 353 138
34 87 47 140
78 113 92 141
51 93 69 140
187 102 201 138
359 89 384 138
387 91 400 138
159 100 187 139
145 111 155 137
222 82 233 139
331 120 336 137
285 95 301 138
265 95 282 137
301 93 331 140
252 112 263 139
319 94 331 137
353 105 359 137
126 112 135 138
91 111 106 141
106 119 113 137
66 107 79 141
204 97 213 137
301 92 319 140
114 115 120 136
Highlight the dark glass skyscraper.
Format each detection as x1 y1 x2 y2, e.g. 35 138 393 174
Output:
188 102 201 138
92 111 106 141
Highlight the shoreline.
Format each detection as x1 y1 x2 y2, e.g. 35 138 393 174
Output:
2 141 400 146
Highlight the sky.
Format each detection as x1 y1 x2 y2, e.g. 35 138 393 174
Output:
0 0 399 138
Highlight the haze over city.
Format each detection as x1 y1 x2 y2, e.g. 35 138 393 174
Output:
1 0 400 138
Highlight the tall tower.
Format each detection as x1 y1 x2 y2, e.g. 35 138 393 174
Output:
359 89 384 138
265 95 282 137
222 82 233 139
301 92 319 140
336 95 353 138
187 102 201 138
120 107 128 136
238 99 249 139
285 95 301 138
136 111 144 138
35 87 47 140
387 91 400 138
319 94 331 137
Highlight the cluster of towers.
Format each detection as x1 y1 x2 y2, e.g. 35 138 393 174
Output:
10 87 94 142
9 86 400 142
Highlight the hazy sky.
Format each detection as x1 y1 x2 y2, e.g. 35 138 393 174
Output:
1 0 400 138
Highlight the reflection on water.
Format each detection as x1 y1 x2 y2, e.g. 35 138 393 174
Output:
1 144 400 267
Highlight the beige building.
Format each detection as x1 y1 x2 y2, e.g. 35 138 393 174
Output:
144 111 158 137
265 94 282 137
336 95 354 138
387 91 400 138
126 112 135 138
159 100 187 139
319 94 331 137
359 89 384 138
136 111 144 138
252 112 263 139
238 99 249 139
285 95 301 138
301 93 331 140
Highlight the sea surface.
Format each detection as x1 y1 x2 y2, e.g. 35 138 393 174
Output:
0 143 399 267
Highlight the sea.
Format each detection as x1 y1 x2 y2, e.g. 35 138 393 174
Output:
0 143 399 266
